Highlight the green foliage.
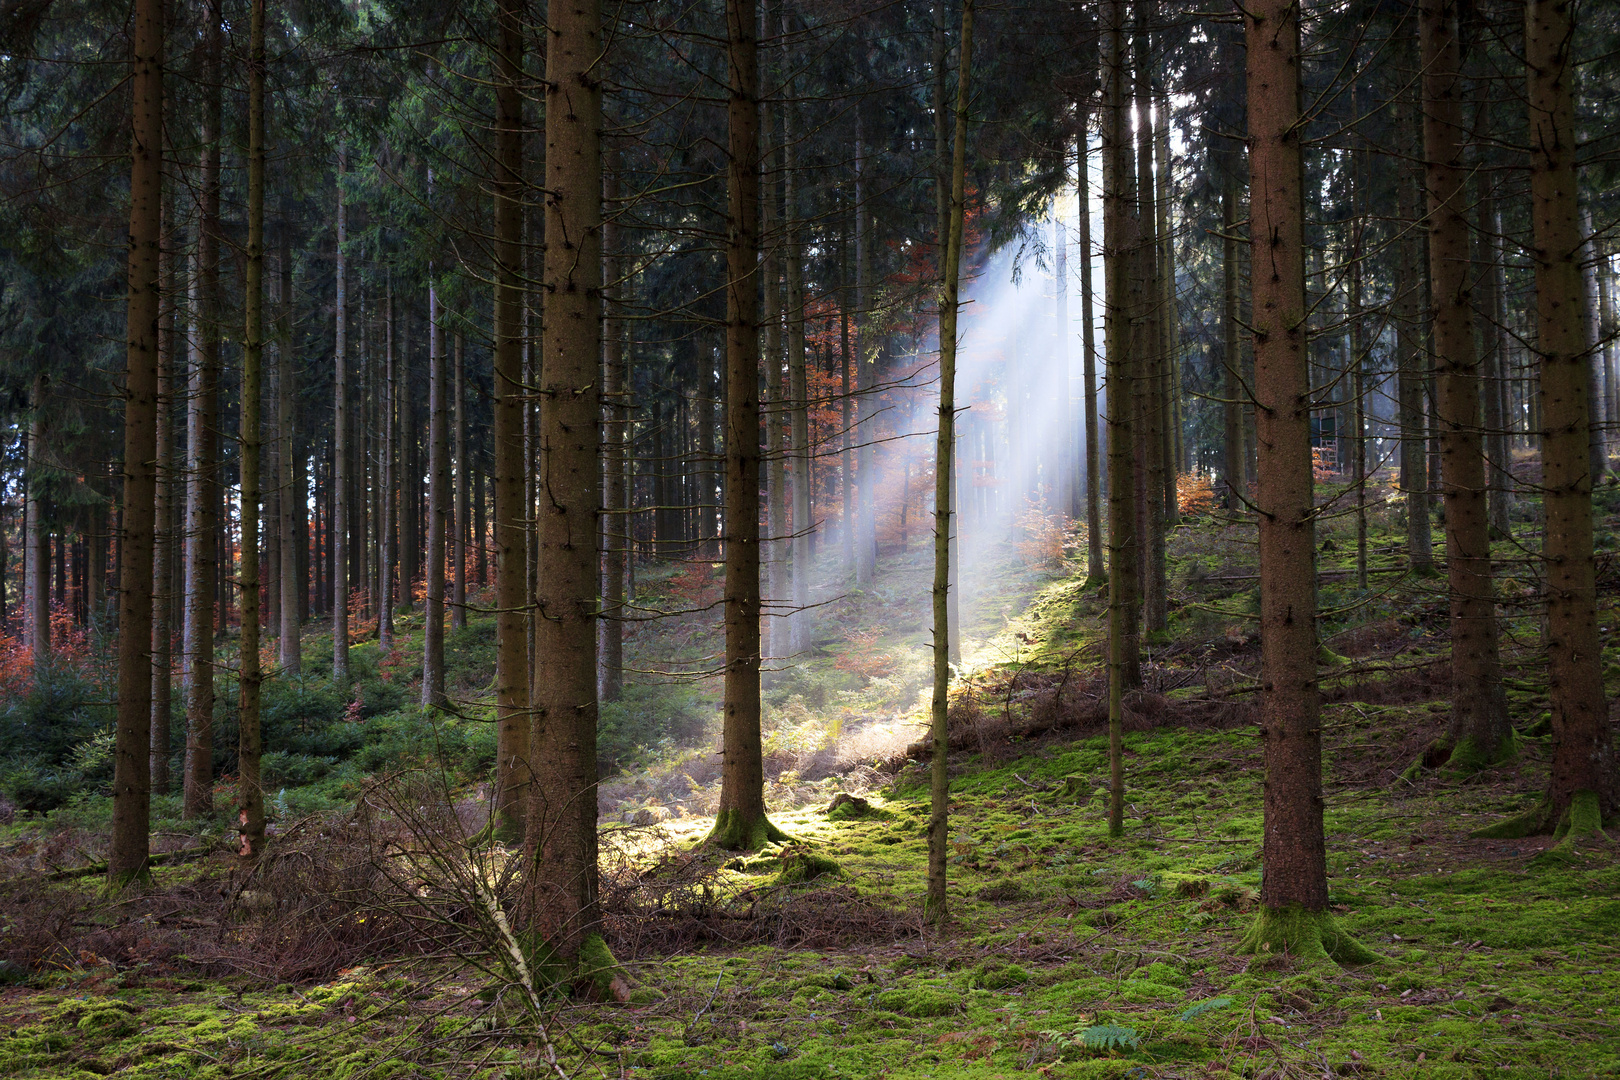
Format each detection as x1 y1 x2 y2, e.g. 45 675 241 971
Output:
1178 997 1233 1022
1080 1024 1140 1052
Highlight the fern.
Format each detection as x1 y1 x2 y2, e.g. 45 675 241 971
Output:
1080 1024 1140 1051
1179 996 1233 1022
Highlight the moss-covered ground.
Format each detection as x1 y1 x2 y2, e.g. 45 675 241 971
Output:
2 478 1619 1078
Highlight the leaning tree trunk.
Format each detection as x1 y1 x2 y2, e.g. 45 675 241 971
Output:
531 0 618 995
236 0 267 864
1238 0 1371 964
183 5 222 818
490 0 529 840
1496 0 1620 834
109 0 163 887
927 0 973 924
710 0 786 853
1423 0 1511 772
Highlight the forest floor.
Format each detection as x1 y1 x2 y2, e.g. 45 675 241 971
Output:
2 480 1619 1079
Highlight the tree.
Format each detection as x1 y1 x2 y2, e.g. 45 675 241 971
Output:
927 0 973 923
108 0 163 887
332 149 351 686
423 271 447 708
710 0 786 852
1421 0 1511 773
1237 0 1371 964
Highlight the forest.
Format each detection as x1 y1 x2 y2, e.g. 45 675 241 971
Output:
0 0 1617 1076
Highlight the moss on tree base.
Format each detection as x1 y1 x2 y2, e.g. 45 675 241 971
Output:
1236 904 1376 966
1401 731 1518 784
1472 790 1609 855
706 808 791 852
575 933 632 1003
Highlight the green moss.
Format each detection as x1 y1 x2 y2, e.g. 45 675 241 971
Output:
707 807 791 852
1470 799 1550 839
875 983 962 1017
1236 903 1377 966
576 932 630 1002
775 849 840 885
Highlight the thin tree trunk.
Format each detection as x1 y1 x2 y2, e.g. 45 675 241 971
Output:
600 185 626 702
380 281 395 648
782 70 811 657
1080 117 1104 581
491 0 529 838
1103 0 1138 839
840 299 854 576
423 271 448 708
1476 184 1512 535
1394 48 1433 572
332 148 350 684
1222 168 1243 511
279 226 301 671
1521 0 1619 826
27 377 48 665
710 0 784 853
184 7 222 816
237 0 266 864
1134 22 1166 636
453 331 467 629
109 0 163 886
152 205 176 792
928 0 972 923
1423 0 1511 769
854 122 875 587
762 108 786 662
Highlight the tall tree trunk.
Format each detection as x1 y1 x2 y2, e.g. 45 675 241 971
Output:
1582 209 1606 481
1516 0 1620 829
1154 79 1180 520
1134 21 1166 636
762 109 786 663
109 0 163 886
1476 184 1512 535
840 299 854 576
332 149 350 684
601 172 626 702
530 0 608 977
184 5 222 817
278 225 301 672
237 0 266 863
711 0 784 853
853 121 875 588
398 314 417 613
423 272 448 708
453 331 467 629
1080 117 1104 581
27 377 48 666
1394 50 1433 572
1057 194 1071 518
782 72 811 657
152 204 176 792
1238 0 1369 964
491 0 529 839
380 282 396 648
1222 167 1243 511
927 0 972 923
1423 0 1511 770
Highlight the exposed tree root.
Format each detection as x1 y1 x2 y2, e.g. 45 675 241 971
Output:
1236 904 1377 966
705 809 791 852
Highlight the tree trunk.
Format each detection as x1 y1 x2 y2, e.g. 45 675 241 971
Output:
423 273 448 708
1222 167 1243 511
1423 0 1511 770
1080 116 1104 581
1394 51 1433 573
1102 0 1138 839
854 122 875 588
27 376 48 666
380 282 396 648
332 149 350 684
109 0 163 886
453 331 467 629
184 6 222 816
1134 23 1166 637
491 0 529 839
782 73 811 657
152 205 176 792
710 0 785 853
762 110 786 664
279 224 302 670
237 0 266 864
928 0 972 923
1238 0 1369 964
1523 0 1619 827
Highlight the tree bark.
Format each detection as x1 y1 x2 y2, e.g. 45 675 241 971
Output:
1423 0 1511 769
710 0 784 853
853 120 875 588
237 0 267 864
380 282 396 648
1133 21 1166 636
782 69 811 657
277 225 300 672
332 148 351 685
183 4 222 817
152 204 176 792
1079 116 1104 581
927 0 972 923
423 273 448 708
453 331 467 629
1523 0 1619 825
110 0 163 886
762 107 786 662
1222 167 1243 511
491 0 529 839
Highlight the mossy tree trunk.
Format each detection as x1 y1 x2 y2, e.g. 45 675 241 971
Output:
1240 0 1369 965
109 0 163 888
1423 0 1512 772
710 0 786 854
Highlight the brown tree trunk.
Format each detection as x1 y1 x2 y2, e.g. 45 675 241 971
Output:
379 283 396 648
600 167 626 702
1423 0 1511 770
710 0 785 853
782 67 811 657
152 204 176 792
184 5 222 816
491 0 529 839
453 331 467 629
1079 116 1103 581
1221 167 1243 510
1523 0 1619 827
27 376 49 666
278 225 301 672
110 0 163 885
761 112 786 663
423 274 448 708
237 0 266 864
332 149 350 684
